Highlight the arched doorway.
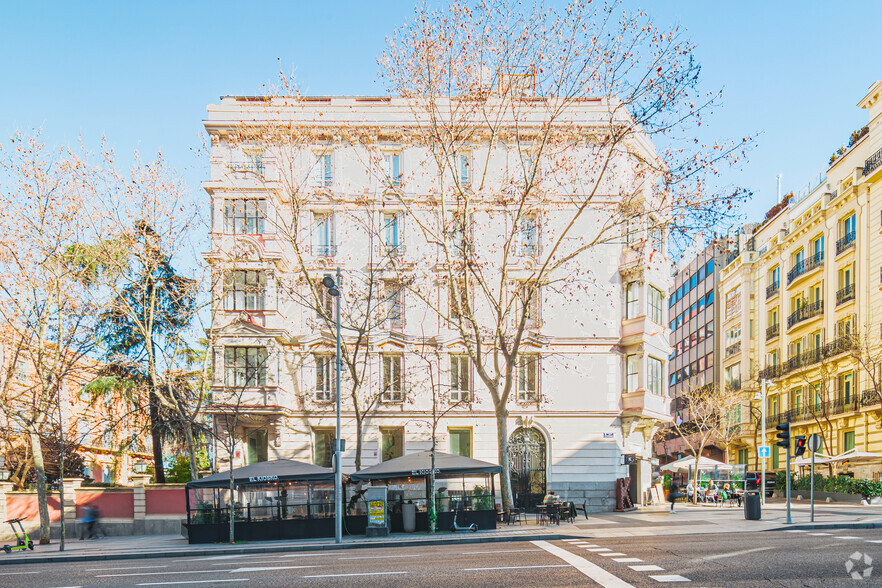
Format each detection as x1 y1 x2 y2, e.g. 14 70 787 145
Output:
508 427 547 511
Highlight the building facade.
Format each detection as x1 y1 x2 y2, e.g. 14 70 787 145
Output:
203 95 672 510
723 81 882 478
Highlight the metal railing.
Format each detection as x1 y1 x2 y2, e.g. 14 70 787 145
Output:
836 283 855 306
759 336 855 381
836 232 856 255
863 146 882 176
766 323 780 340
766 281 780 299
787 299 823 329
787 252 824 284
725 341 741 358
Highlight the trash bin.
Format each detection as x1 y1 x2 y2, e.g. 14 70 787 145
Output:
743 490 761 520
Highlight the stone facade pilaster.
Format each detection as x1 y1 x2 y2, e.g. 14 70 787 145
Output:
131 474 151 535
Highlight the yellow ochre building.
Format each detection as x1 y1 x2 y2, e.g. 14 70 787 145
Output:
720 81 882 479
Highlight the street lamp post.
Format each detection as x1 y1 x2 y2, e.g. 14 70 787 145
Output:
322 270 343 545
759 379 767 505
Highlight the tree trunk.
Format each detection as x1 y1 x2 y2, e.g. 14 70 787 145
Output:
228 460 236 544
494 407 513 516
429 442 437 534
29 431 51 544
183 418 198 481
149 391 165 483
354 416 363 472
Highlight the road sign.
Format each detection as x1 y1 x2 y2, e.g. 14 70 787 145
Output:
759 445 771 459
808 433 822 452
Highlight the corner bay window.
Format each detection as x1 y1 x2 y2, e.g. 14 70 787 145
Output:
224 198 265 234
224 270 266 311
626 354 638 393
224 347 268 387
648 285 663 324
648 357 663 396
625 282 639 319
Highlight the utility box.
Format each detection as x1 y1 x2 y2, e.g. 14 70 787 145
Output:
743 490 761 520
365 486 389 537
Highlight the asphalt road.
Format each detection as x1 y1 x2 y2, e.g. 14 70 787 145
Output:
1 529 880 587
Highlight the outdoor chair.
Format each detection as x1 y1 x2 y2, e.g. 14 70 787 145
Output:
573 501 589 520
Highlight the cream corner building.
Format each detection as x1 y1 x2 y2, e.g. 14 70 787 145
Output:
721 81 882 477
202 95 672 511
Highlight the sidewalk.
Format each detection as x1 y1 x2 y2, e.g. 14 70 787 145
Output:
3 500 881 566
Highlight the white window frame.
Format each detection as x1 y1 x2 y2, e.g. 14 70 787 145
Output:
224 198 266 234
517 216 538 257
382 152 401 187
313 212 336 256
516 354 539 402
314 354 335 403
625 282 639 319
626 354 639 393
381 355 404 402
382 212 402 255
224 347 268 387
648 356 663 396
647 285 663 324
311 152 333 187
384 281 404 330
224 270 266 311
449 354 470 402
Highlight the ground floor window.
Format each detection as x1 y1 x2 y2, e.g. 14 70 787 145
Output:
246 428 268 464
772 444 779 469
843 430 856 452
314 428 334 468
737 448 748 465
449 428 472 458
381 427 404 462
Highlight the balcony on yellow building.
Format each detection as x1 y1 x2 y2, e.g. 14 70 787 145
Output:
786 299 823 330
836 283 856 306
759 335 855 381
786 252 824 286
765 280 780 300
725 341 741 358
766 323 780 341
835 231 856 256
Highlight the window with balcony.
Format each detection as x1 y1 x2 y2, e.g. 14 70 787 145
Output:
517 216 538 257
381 355 404 402
230 149 264 175
224 347 268 387
314 354 335 402
313 428 334 468
626 354 639 393
517 355 539 402
314 213 336 256
383 281 404 330
648 357 663 396
648 285 664 324
724 364 740 391
792 387 803 414
312 152 333 187
518 281 540 328
448 212 469 256
837 213 856 255
457 154 470 186
767 266 780 298
837 265 855 305
450 355 470 402
224 270 266 311
383 152 401 187
839 371 854 405
449 279 469 322
382 212 402 255
224 198 266 234
449 428 472 457
625 282 639 319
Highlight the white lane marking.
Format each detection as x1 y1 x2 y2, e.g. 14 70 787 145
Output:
613 558 643 563
464 549 544 554
278 553 330 558
462 565 570 571
99 571 230 578
587 547 612 552
231 566 317 573
834 536 862 540
303 571 409 578
338 554 421 560
630 565 665 571
649 575 691 582
599 552 627 557
866 540 882 543
695 546 774 561
211 561 289 565
809 532 831 536
137 581 247 586
87 566 169 571
532 540 635 588
0 572 39 575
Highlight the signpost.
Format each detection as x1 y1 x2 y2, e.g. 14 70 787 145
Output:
758 446 770 458
808 433 823 522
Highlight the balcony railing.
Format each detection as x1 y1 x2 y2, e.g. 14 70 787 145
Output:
787 252 824 284
836 283 855 306
725 341 741 358
863 146 882 177
836 232 856 255
766 281 780 299
314 244 337 257
760 336 855 381
725 379 741 392
766 323 780 341
787 299 823 329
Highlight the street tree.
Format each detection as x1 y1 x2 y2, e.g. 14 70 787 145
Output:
377 0 750 514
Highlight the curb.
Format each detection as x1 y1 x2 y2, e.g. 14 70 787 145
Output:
765 522 882 532
0 532 572 566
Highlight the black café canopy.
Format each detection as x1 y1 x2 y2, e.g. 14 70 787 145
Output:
349 451 502 482
187 458 334 489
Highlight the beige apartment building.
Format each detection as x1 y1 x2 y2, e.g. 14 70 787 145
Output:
720 81 882 478
202 94 673 510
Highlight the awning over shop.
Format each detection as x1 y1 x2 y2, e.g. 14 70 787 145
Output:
187 458 334 489
349 451 502 482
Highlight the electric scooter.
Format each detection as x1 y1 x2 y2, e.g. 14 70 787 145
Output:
449 499 478 532
2 517 34 553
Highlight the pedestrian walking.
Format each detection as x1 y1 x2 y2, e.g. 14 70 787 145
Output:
79 506 95 540
668 483 681 513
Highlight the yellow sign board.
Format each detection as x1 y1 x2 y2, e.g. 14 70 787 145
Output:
368 500 385 526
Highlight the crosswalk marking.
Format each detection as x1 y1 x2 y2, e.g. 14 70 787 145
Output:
834 536 861 540
599 552 627 557
613 558 643 563
630 565 664 571
587 547 611 552
649 574 691 582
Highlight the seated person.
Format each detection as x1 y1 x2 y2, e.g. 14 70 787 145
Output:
543 490 558 505
686 481 695 500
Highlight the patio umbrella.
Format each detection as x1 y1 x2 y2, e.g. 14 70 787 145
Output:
659 455 734 473
349 451 501 481
793 452 833 466
826 448 882 464
187 458 334 489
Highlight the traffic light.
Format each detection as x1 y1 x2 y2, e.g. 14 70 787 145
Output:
776 422 790 449
793 435 807 457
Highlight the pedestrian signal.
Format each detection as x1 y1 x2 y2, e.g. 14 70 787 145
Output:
793 435 807 457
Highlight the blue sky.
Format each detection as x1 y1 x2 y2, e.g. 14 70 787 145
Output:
2 1 879 225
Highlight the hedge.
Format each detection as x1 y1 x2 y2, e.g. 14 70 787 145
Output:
775 471 882 497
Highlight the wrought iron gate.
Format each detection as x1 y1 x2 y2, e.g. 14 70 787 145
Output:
508 427 546 511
